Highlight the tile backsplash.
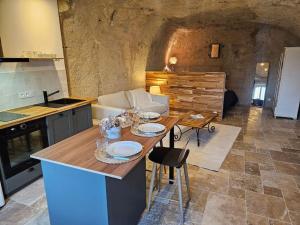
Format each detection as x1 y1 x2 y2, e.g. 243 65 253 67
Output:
0 60 69 111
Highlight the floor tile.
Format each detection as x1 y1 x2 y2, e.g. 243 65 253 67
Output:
230 173 263 193
270 151 300 164
282 190 300 212
189 169 229 194
255 140 282 151
228 187 245 199
245 161 261 176
221 154 245 173
245 191 289 222
202 193 246 225
260 171 298 192
268 219 291 225
294 176 300 189
10 179 45 207
246 213 268 225
263 186 283 198
245 152 272 164
282 148 300 154
289 211 300 225
274 161 300 176
0 201 36 225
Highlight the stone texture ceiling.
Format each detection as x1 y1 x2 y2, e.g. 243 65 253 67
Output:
58 0 300 98
60 0 300 37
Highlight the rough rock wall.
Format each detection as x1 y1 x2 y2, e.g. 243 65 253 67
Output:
147 24 300 106
58 0 163 97
58 0 300 103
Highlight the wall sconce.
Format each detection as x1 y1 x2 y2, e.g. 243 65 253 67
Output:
163 56 177 72
149 86 161 95
209 43 221 58
169 57 177 65
169 56 177 72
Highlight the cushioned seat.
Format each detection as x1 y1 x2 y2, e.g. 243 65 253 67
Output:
139 101 168 115
148 147 189 168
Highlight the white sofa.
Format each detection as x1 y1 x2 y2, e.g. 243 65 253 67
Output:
92 88 169 121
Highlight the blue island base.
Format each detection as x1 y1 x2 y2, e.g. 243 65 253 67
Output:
41 158 146 225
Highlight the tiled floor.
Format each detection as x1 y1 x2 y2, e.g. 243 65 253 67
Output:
0 106 299 225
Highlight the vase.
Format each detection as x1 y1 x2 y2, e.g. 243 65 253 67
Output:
106 126 121 139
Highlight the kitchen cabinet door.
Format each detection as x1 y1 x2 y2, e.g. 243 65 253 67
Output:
71 105 92 135
46 111 73 145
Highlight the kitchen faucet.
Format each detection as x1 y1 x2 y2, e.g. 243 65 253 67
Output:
43 90 60 104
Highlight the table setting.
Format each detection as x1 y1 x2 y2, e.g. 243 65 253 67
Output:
95 111 166 164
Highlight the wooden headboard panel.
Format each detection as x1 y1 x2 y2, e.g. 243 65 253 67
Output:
146 71 226 121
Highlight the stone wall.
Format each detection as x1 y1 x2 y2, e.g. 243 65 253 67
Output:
58 0 300 107
146 24 300 106
58 0 163 97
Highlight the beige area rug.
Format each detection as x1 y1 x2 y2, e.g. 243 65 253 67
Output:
163 123 241 171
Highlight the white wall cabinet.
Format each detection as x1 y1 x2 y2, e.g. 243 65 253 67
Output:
0 0 64 58
274 47 300 119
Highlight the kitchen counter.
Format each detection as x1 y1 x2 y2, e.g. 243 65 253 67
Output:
0 97 96 129
31 116 178 225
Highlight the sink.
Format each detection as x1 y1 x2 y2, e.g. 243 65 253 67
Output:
49 98 84 105
34 103 67 108
35 98 84 108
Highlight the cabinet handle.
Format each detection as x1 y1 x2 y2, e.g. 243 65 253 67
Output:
72 110 76 115
59 113 64 117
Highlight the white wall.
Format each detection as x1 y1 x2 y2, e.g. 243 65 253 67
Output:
0 60 68 111
0 0 69 111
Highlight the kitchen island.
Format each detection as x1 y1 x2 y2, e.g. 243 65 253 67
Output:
31 116 178 225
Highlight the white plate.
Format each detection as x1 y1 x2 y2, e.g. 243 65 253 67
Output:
138 123 166 134
139 112 160 120
106 141 143 157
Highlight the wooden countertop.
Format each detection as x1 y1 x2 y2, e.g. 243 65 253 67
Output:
31 116 179 179
0 97 96 129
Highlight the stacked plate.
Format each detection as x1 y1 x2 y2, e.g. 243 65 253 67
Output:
137 123 166 136
139 112 161 121
106 141 143 160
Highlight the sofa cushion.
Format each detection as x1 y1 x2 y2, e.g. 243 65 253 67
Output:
98 91 131 109
139 101 168 114
127 88 152 108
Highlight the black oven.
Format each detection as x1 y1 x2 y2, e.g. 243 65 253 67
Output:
0 118 48 195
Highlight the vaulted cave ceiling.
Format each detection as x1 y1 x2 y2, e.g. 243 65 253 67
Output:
59 0 300 37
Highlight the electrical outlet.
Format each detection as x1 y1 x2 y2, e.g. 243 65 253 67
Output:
18 91 34 99
18 92 26 98
25 90 34 98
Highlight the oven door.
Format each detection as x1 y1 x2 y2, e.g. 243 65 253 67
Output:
0 119 48 179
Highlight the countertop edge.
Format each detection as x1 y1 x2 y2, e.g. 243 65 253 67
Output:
31 155 123 180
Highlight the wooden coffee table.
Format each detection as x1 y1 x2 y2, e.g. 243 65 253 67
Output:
169 111 218 146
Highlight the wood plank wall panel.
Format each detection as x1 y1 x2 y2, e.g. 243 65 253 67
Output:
146 71 226 120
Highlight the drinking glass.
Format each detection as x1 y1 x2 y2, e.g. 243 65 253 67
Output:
96 138 108 153
99 120 108 138
131 113 140 132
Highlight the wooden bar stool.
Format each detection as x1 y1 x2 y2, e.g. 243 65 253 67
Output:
147 147 190 222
